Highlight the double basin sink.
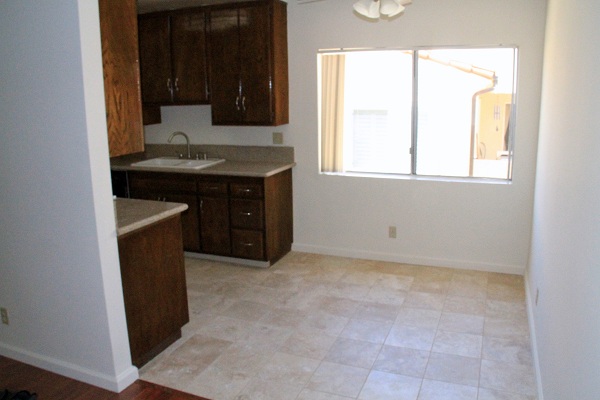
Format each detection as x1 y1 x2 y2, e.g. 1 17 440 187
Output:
131 157 225 170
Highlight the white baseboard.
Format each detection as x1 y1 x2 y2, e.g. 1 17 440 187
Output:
0 343 138 392
524 273 544 400
292 243 525 275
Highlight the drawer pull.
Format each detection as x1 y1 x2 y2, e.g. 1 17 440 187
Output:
240 242 254 247
241 212 252 216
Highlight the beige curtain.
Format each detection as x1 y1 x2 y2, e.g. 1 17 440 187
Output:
320 54 345 172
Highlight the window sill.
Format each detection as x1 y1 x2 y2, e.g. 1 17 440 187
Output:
320 171 512 185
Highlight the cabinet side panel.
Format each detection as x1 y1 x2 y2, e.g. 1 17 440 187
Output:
264 169 293 263
271 0 289 125
117 215 189 367
99 0 144 157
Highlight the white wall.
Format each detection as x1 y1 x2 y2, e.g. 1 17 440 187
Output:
0 0 137 391
527 0 600 398
146 0 547 274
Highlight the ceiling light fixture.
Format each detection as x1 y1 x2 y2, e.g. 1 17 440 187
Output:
353 0 412 20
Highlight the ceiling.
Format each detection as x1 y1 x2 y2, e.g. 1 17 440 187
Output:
136 0 261 13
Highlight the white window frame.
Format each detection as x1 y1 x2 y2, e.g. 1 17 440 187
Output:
318 45 519 183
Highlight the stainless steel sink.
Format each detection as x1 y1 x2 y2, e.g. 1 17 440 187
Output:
130 157 225 170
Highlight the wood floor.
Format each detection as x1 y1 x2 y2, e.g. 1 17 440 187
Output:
0 356 210 400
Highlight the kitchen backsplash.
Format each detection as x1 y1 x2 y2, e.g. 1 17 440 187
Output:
143 144 294 163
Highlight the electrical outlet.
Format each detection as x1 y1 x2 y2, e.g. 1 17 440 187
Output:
389 226 397 239
272 132 284 145
535 288 539 306
1 307 8 325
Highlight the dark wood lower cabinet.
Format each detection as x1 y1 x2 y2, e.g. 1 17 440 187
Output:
199 195 230 255
126 169 293 265
129 191 200 252
231 229 265 260
117 214 189 367
128 172 200 252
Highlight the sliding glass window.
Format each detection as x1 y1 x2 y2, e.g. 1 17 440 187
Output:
318 47 518 181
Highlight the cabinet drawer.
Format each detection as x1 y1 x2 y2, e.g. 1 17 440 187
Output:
230 199 264 229
231 229 264 260
230 182 263 198
197 180 228 195
129 172 196 193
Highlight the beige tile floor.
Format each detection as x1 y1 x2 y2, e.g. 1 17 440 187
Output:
140 252 537 400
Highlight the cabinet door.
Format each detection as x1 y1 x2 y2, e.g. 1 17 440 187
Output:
238 3 273 124
164 193 201 253
127 171 200 252
138 15 172 104
98 0 144 157
200 196 231 256
129 190 200 253
209 7 242 124
171 12 209 103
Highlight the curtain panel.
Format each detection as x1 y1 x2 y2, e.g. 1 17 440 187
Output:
320 54 345 172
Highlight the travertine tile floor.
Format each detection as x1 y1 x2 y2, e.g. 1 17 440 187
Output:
140 252 537 400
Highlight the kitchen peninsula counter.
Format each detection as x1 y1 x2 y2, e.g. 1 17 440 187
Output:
115 197 188 236
114 197 189 368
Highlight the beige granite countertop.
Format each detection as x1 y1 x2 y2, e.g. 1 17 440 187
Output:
110 144 295 178
112 158 295 177
115 198 188 236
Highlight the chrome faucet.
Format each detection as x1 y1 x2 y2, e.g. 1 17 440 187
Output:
167 131 191 159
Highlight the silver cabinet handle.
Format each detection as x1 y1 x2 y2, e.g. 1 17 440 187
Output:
174 78 180 92
241 96 246 111
241 212 252 216
240 242 254 247
235 96 240 111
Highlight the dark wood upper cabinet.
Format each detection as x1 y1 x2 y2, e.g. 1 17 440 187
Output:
138 15 171 104
99 0 144 157
138 11 209 105
171 13 210 103
208 0 288 126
